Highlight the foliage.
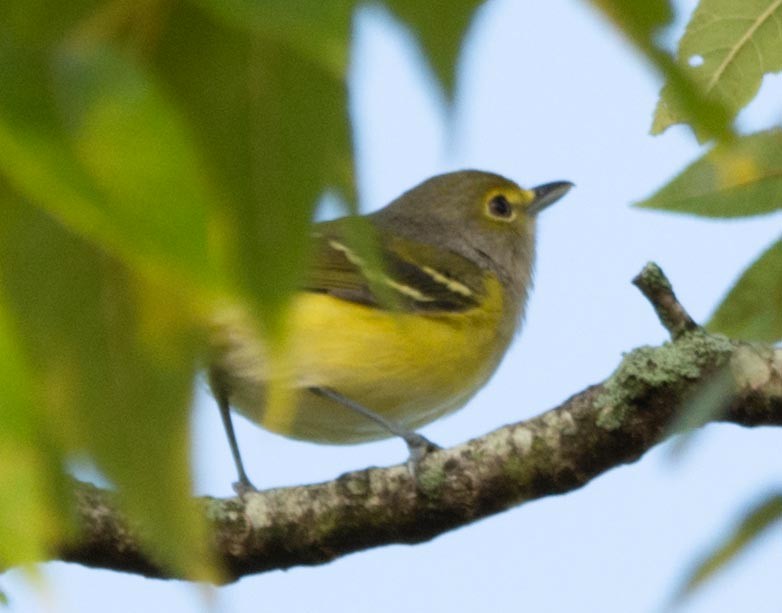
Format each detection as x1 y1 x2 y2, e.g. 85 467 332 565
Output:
0 0 779 594
653 0 782 137
591 0 782 340
588 0 733 141
639 130 782 341
676 492 782 602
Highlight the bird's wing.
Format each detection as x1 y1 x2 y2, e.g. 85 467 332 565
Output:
304 221 486 313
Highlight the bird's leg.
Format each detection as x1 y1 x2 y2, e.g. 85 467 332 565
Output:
215 389 257 495
309 386 440 473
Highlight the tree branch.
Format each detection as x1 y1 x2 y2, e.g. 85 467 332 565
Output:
55 265 782 582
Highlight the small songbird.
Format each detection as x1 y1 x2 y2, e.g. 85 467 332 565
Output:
208 170 572 491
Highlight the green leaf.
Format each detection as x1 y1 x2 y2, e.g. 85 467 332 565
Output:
0 43 219 294
0 200 211 577
676 492 782 600
0 293 65 568
708 237 782 342
636 129 782 217
587 0 732 142
385 0 484 99
156 0 355 335
0 0 361 571
588 0 672 40
52 46 219 285
1 0 358 336
654 0 782 137
0 3 221 574
189 0 353 76
0 0 101 48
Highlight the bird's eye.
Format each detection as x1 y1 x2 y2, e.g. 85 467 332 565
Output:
487 195 514 220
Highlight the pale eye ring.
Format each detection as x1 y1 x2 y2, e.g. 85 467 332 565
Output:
487 195 513 219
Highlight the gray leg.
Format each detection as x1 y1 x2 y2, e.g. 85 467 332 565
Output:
215 390 257 495
309 387 440 469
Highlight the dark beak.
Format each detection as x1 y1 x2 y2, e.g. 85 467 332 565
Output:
528 181 574 215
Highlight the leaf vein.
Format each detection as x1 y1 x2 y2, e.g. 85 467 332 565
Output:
706 0 782 92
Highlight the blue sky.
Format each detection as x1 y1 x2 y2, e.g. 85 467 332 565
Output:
6 0 782 611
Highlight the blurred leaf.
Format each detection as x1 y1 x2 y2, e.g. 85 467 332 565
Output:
0 6 217 572
588 0 672 43
665 367 735 459
0 200 211 578
0 291 65 568
0 43 219 295
654 0 782 137
708 237 782 342
1 0 357 336
155 0 355 336
189 0 352 75
636 130 782 217
385 0 484 99
52 46 219 284
0 0 360 571
676 492 782 600
0 0 101 48
587 0 732 142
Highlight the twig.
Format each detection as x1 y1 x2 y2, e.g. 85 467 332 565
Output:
632 262 699 339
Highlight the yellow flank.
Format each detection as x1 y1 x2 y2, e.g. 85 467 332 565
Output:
213 275 510 444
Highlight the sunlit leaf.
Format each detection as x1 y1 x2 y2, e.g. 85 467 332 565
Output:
676 492 782 600
708 237 782 342
385 0 484 99
0 201 211 577
654 0 782 137
636 130 782 217
587 0 732 142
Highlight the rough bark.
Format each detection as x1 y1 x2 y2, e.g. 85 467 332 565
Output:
55 264 782 582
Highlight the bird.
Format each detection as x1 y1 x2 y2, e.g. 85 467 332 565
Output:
207 170 572 491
